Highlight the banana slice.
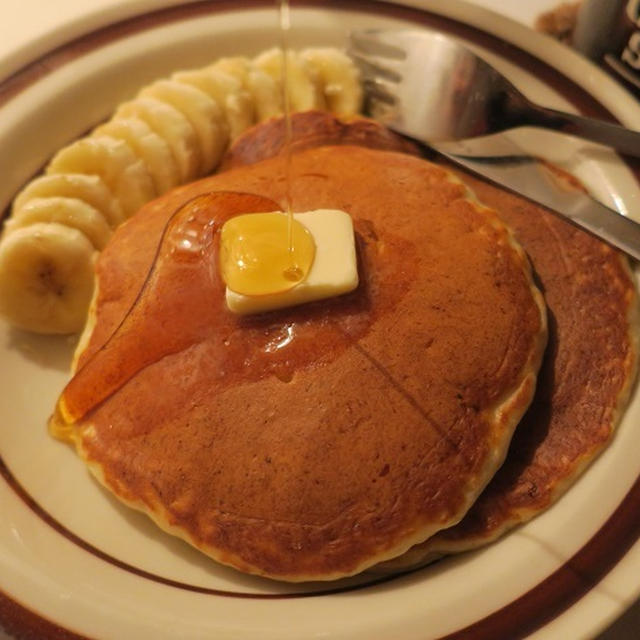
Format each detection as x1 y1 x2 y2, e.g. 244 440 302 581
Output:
253 48 326 112
115 97 201 183
246 69 283 121
300 48 362 115
210 56 252 83
92 117 181 195
172 68 255 140
12 173 125 228
5 197 112 250
211 56 282 122
0 222 95 334
46 136 156 218
138 80 228 175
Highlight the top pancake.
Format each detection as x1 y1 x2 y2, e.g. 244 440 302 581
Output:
51 121 547 581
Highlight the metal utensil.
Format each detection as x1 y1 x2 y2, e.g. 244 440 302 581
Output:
433 136 640 261
348 29 640 261
348 29 640 156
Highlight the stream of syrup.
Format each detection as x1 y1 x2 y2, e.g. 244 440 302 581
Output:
278 0 304 283
210 1 314 300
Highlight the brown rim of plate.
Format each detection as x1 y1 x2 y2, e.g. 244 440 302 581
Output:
0 1 639 639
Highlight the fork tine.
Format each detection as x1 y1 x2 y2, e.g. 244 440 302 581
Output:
349 30 406 60
362 78 397 106
348 50 403 84
362 89 399 126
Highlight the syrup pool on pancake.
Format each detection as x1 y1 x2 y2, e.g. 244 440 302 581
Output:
219 212 315 296
220 208 359 315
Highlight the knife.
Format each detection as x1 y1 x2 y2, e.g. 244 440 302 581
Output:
424 135 640 262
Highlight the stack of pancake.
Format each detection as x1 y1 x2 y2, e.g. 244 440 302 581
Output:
50 112 638 582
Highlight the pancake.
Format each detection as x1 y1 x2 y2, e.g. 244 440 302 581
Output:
50 120 547 581
217 112 639 571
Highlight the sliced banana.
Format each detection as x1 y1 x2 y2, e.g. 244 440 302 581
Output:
300 48 362 115
253 48 326 112
211 56 282 122
5 197 112 250
12 173 125 228
115 97 201 183
246 69 283 121
0 223 95 334
138 80 228 175
210 56 252 83
2 45 366 336
92 117 181 195
46 136 156 219
172 68 255 140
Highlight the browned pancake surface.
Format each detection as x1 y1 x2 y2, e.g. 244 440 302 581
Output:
55 137 546 580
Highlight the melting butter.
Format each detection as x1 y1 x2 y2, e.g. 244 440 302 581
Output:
221 209 358 315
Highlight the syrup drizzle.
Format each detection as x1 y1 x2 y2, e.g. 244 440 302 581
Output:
278 0 303 283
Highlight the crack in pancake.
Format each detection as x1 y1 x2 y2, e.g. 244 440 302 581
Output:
351 341 469 464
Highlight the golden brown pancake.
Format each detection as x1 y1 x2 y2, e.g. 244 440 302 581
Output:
216 112 639 571
50 119 547 581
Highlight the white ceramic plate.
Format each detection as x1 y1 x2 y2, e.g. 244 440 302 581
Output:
1 2 640 639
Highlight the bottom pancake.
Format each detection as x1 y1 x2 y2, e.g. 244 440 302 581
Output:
50 132 547 581
382 164 639 569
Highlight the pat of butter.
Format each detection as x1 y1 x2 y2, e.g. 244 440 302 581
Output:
225 209 358 314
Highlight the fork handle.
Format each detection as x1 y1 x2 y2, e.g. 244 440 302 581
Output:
520 103 640 157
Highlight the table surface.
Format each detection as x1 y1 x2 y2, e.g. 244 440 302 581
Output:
0 1 638 639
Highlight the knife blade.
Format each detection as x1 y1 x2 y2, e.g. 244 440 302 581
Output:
424 137 640 262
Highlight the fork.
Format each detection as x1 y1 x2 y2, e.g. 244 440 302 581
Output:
348 29 640 157
348 28 640 261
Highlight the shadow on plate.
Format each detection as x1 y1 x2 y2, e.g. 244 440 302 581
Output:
4 326 78 372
